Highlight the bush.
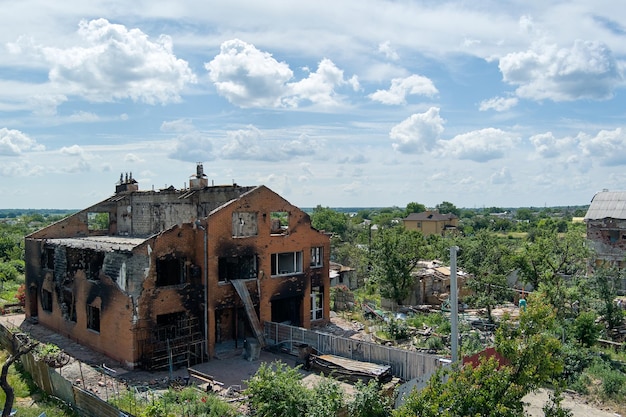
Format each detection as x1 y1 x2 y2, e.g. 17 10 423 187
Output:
348 380 393 417
572 312 601 347
245 361 310 417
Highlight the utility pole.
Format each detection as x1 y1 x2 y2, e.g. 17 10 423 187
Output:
450 246 459 364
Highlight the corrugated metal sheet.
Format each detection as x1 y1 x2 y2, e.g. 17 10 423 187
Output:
584 191 626 220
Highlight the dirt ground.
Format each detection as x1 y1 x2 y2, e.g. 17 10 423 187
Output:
0 313 622 416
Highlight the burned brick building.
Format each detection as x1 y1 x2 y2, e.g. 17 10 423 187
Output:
24 165 330 369
585 189 626 269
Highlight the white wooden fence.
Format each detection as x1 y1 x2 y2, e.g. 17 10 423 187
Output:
264 321 445 381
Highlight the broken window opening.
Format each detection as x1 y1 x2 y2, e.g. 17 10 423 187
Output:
271 251 303 276
270 211 289 234
609 229 620 243
156 256 186 286
87 212 110 231
45 247 55 270
61 288 76 322
87 305 100 332
310 246 323 268
218 255 258 282
41 289 52 313
232 212 258 237
86 251 105 281
311 287 323 321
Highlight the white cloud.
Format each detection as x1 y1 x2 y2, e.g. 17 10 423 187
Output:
206 39 294 108
124 153 144 163
580 127 626 166
529 132 576 158
370 75 438 105
390 107 444 153
0 161 44 177
68 111 99 122
479 96 519 112
499 39 621 101
59 144 86 156
206 39 358 108
378 41 399 60
442 128 519 162
168 132 214 162
161 119 195 133
279 134 322 157
36 18 196 104
0 128 44 155
286 58 359 107
490 167 513 184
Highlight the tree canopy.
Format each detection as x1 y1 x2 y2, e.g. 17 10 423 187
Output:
369 227 427 305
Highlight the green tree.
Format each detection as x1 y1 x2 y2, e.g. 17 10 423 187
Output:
405 202 426 216
369 227 427 304
515 228 589 318
397 294 563 417
458 231 515 322
310 206 349 238
435 201 460 217
591 266 624 332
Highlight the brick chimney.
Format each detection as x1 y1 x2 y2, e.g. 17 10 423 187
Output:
115 172 139 194
190 163 208 190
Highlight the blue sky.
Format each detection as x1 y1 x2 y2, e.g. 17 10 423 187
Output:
2 1 626 209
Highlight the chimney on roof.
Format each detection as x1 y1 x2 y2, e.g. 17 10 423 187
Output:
115 172 139 194
190 162 209 190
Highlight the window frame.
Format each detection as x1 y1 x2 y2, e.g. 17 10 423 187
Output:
310 246 323 268
87 305 100 333
310 287 323 321
271 251 303 276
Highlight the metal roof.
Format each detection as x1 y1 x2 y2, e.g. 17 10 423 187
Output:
584 190 626 220
46 236 147 252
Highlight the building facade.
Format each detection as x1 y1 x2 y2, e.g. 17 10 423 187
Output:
24 165 330 369
584 190 626 269
402 211 459 237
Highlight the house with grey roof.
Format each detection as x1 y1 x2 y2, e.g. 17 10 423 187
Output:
584 190 626 269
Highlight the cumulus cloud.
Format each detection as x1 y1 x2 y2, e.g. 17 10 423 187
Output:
378 41 399 60
529 132 576 158
205 39 358 108
0 161 44 177
370 75 438 105
499 39 621 101
168 132 214 162
479 96 518 112
490 167 513 184
219 126 319 161
580 128 626 166
390 107 444 153
0 128 44 155
36 19 196 104
161 119 195 133
441 128 519 162
279 134 322 157
124 153 144 163
68 111 99 122
60 144 85 156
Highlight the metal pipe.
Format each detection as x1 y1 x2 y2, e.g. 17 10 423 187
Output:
196 220 209 361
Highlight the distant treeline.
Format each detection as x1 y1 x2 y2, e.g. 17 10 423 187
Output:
0 209 77 219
